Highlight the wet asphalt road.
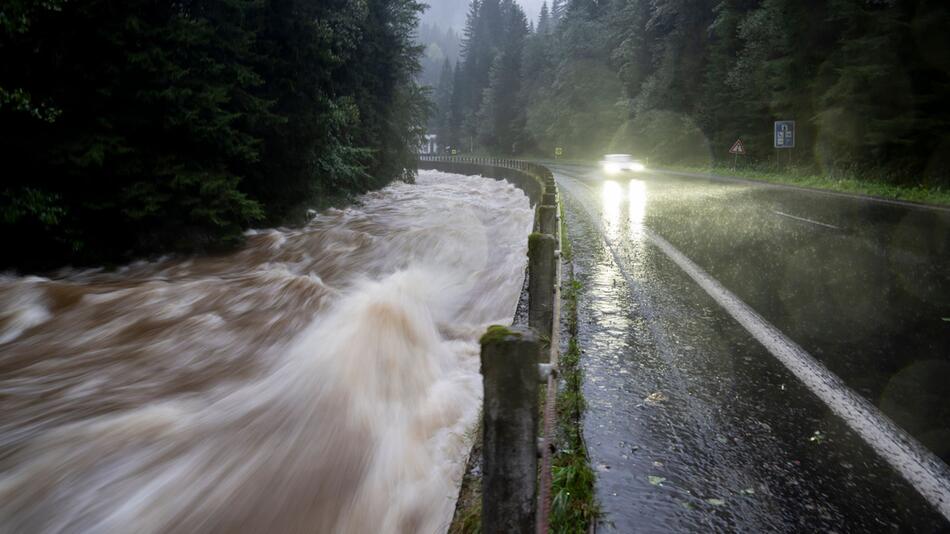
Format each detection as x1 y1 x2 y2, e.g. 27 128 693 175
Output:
551 164 950 532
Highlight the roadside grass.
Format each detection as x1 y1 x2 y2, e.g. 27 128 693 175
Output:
520 155 950 207
550 264 599 532
449 166 596 533
559 202 572 262
447 420 482 534
448 495 481 534
665 164 950 207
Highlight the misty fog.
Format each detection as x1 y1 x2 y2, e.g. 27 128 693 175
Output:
422 0 544 29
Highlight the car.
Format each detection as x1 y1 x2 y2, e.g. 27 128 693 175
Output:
599 154 646 174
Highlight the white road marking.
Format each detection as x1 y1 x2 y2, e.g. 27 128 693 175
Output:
646 230 950 521
564 174 950 521
772 210 841 230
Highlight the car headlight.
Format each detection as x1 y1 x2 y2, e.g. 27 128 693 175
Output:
604 163 621 174
630 162 645 172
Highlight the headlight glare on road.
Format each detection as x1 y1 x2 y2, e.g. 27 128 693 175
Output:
630 162 646 172
604 163 621 174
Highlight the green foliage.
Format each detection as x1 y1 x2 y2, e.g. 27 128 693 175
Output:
558 202 572 261
626 110 711 165
416 22 460 89
434 0 530 154
479 324 519 344
550 224 598 533
551 448 598 533
1 188 65 226
0 0 64 123
553 330 598 532
0 0 427 270
448 499 481 534
0 87 60 122
624 0 949 186
446 0 950 188
667 162 950 206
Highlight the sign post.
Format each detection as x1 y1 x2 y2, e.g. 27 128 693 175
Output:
729 139 746 170
774 120 795 167
774 121 795 148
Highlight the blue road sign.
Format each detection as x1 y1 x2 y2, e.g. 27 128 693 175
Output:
774 120 796 149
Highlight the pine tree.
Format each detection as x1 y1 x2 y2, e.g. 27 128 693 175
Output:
448 61 467 150
434 58 455 148
477 0 529 152
814 0 915 177
696 0 757 156
537 1 551 35
550 0 566 25
0 0 430 270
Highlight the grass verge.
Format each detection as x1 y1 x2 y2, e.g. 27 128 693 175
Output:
559 202 572 262
447 419 482 534
666 164 950 207
449 170 596 533
550 238 598 532
524 157 950 207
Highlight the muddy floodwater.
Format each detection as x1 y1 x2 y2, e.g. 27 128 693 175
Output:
0 171 533 533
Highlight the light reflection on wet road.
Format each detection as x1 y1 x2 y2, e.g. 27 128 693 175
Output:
553 165 950 532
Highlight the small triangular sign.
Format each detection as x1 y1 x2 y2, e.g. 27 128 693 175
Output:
729 139 746 155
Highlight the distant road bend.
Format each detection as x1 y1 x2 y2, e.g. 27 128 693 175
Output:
551 162 950 532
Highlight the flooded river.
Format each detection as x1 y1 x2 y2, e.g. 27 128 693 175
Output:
0 171 533 533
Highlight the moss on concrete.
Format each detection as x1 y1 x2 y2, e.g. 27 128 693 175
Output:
479 324 520 345
528 232 555 258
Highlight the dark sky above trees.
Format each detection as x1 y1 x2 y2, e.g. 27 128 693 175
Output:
422 0 544 28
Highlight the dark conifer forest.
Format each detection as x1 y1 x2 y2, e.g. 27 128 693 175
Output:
432 0 950 188
4 0 950 269
1 0 427 269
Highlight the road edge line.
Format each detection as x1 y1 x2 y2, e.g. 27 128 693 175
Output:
645 228 950 521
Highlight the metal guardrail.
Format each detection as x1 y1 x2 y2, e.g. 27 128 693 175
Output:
418 155 546 179
418 156 561 533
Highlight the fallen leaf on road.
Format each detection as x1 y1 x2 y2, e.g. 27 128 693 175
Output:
706 498 726 506
740 488 755 495
648 476 666 486
645 391 668 404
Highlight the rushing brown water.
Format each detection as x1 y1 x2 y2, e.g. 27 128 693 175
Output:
0 171 533 533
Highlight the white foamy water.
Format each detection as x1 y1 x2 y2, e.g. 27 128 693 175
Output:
0 171 533 533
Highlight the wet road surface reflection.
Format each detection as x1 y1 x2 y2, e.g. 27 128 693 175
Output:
555 166 949 532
